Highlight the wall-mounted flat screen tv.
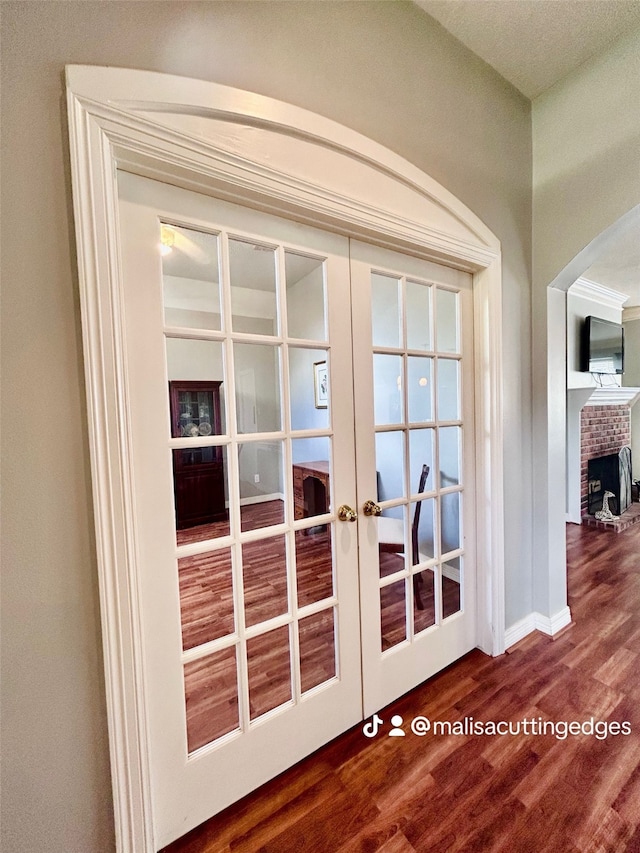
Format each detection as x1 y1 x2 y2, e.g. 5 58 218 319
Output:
582 316 624 375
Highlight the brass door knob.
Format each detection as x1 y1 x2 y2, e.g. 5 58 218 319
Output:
338 504 358 522
363 500 382 517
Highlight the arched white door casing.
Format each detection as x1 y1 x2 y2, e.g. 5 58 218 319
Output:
66 66 505 853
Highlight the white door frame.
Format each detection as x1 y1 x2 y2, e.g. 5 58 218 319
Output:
66 65 505 853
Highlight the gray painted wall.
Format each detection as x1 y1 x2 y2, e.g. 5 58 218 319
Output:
532 27 640 293
623 319 640 480
1 2 532 850
530 27 640 626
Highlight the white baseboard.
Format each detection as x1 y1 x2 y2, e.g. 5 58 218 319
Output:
227 492 285 508
504 613 536 648
442 562 461 583
534 606 572 637
505 606 572 649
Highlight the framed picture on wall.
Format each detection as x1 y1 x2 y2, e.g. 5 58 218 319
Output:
313 361 328 408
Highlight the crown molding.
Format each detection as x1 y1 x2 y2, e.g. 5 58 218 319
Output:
623 305 640 322
570 278 629 310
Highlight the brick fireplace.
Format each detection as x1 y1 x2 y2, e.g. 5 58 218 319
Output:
580 405 631 516
579 403 638 529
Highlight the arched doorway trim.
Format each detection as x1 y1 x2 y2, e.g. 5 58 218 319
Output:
66 65 505 852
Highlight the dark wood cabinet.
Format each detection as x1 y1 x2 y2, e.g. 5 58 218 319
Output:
169 381 227 530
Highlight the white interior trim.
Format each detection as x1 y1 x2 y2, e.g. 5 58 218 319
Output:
583 387 640 407
535 606 572 637
504 613 537 649
237 492 285 507
65 65 505 853
570 277 630 310
505 606 572 649
623 306 640 322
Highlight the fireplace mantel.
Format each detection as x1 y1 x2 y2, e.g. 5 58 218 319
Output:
582 387 640 408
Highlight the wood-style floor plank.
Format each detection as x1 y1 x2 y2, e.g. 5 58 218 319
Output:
164 521 640 853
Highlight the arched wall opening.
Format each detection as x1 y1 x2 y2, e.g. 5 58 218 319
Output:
532 204 640 634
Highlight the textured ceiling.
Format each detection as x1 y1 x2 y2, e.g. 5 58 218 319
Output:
415 0 640 100
414 0 640 307
583 223 640 309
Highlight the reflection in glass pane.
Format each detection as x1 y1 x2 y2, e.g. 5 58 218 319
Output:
238 441 284 531
172 385 222 438
436 288 459 354
375 431 405 501
441 491 461 554
229 239 277 335
166 339 226 434
380 580 407 651
184 647 238 753
371 273 401 348
409 430 434 496
173 446 230 544
378 505 406 579
413 568 436 634
439 427 461 488
289 348 330 430
247 625 292 719
407 357 433 423
292 437 331 522
286 252 326 340
242 534 288 627
296 527 334 606
406 280 432 351
161 225 221 331
442 560 462 618
373 354 404 426
234 343 282 433
412 498 436 564
299 609 336 693
179 548 234 651
437 359 460 421
379 552 405 579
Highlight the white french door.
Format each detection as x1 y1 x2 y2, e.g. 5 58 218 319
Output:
350 242 476 716
118 172 362 846
117 172 476 848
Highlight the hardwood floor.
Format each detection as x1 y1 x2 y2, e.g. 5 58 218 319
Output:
164 520 640 852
